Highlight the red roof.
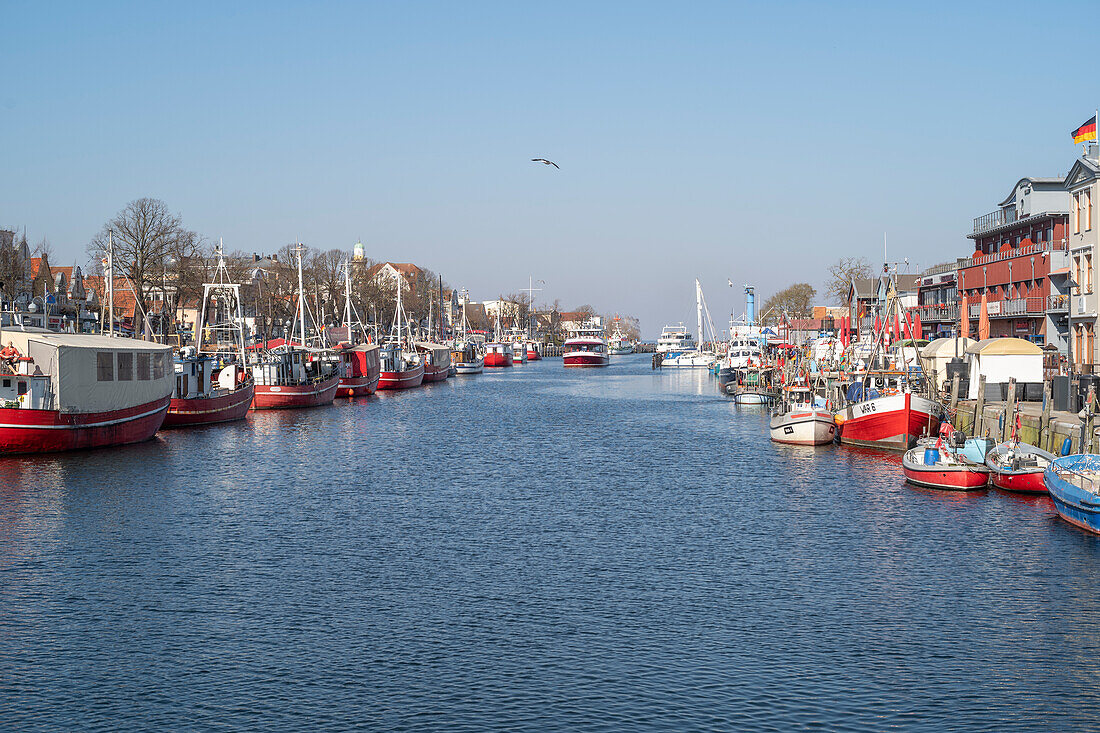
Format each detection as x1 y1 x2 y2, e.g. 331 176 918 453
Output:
83 275 143 315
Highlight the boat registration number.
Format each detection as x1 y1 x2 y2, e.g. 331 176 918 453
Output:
855 402 877 416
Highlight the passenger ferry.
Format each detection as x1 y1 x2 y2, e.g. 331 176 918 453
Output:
656 324 694 353
563 322 609 368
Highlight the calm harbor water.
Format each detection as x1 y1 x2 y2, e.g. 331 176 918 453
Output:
3 355 1100 731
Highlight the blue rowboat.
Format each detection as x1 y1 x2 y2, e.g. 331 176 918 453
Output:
1044 455 1100 535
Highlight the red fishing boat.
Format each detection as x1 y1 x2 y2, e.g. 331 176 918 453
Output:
378 344 424 389
377 278 425 390
248 243 340 410
417 342 452 382
0 331 173 454
985 441 1054 494
563 322 609 368
250 348 340 408
526 342 541 361
333 344 381 396
165 244 256 426
164 352 254 427
835 387 942 451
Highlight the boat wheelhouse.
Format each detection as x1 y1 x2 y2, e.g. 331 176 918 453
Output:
417 342 452 382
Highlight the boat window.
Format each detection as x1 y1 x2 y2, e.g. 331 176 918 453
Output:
153 353 166 380
117 352 133 381
17 381 27 396
1 379 8 388
137 353 151 380
96 352 114 381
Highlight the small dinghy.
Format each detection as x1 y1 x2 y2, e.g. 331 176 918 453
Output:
985 441 1055 494
1045 455 1100 534
902 426 991 491
903 444 990 490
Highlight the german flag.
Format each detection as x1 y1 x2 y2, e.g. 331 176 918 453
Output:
1073 114 1097 144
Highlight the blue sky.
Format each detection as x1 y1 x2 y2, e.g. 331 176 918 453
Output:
1 1 1093 335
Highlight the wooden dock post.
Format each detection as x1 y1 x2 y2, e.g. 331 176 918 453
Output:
1088 386 1097 454
1041 380 1053 453
1004 377 1017 442
974 374 987 437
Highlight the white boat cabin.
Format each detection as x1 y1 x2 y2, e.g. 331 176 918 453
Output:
174 350 242 399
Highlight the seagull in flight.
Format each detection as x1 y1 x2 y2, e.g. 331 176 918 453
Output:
531 158 559 169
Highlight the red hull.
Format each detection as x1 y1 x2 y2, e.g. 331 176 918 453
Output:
0 396 170 454
164 383 255 427
484 353 513 367
903 465 989 490
990 470 1047 494
564 353 609 367
423 364 449 382
838 393 940 451
251 376 339 410
377 364 425 390
336 374 380 397
527 350 541 360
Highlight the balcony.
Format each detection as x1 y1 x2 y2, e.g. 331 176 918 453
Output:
973 208 1017 235
960 239 1068 269
915 304 959 322
920 261 958 278
967 297 1045 318
1048 294 1069 313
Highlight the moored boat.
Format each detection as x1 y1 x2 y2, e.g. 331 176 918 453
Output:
1045 455 1100 534
0 332 173 454
249 243 340 410
902 444 991 490
834 376 942 451
985 441 1055 494
165 351 254 427
377 343 424 389
526 342 542 361
417 342 452 382
334 343 381 396
484 342 514 367
770 386 836 446
510 341 528 364
166 245 255 426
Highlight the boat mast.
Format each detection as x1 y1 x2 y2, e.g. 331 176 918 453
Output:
295 242 307 349
107 231 114 338
343 261 353 335
696 278 704 350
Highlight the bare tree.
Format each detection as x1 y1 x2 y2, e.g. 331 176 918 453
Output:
88 198 201 307
33 237 54 259
826 257 873 305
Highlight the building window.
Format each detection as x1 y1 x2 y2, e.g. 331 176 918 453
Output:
117 352 133 381
1075 192 1081 234
1076 256 1083 293
1088 255 1094 294
1089 190 1094 231
1089 325 1096 366
96 352 114 381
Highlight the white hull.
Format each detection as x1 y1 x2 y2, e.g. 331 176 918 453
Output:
454 361 483 374
662 351 716 368
735 392 773 404
770 409 837 446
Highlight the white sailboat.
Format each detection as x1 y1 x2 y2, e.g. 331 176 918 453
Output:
662 279 718 369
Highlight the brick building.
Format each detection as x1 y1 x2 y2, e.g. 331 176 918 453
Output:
959 177 1071 348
